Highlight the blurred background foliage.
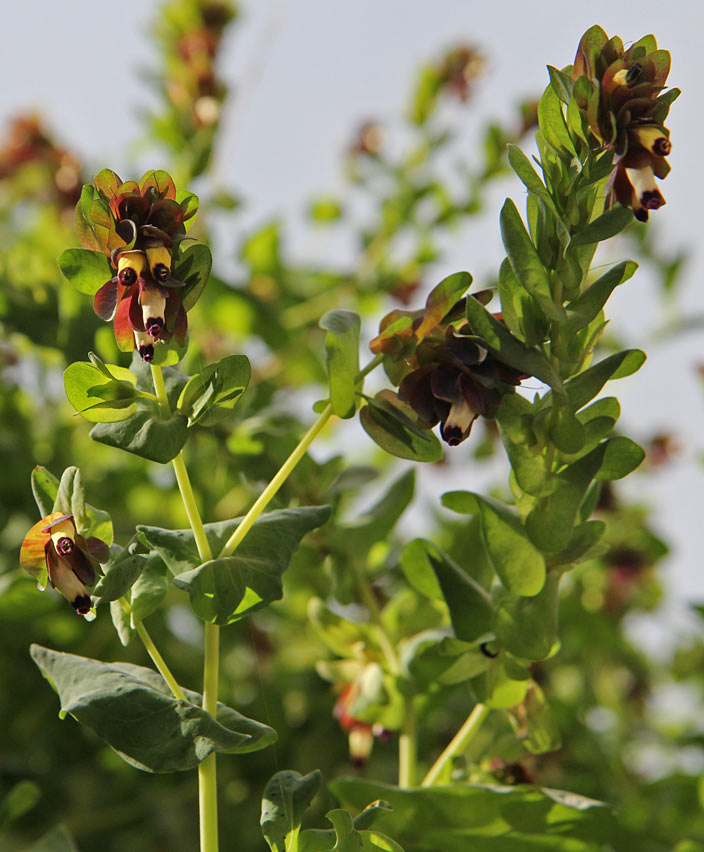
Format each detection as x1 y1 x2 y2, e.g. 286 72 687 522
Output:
0 2 702 851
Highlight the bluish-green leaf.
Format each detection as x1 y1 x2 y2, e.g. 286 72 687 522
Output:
360 393 443 462
31 645 277 773
53 466 113 545
500 199 565 323
261 769 322 852
140 506 331 625
330 778 622 851
177 354 251 426
58 248 112 295
470 495 546 596
92 546 146 603
90 361 189 463
320 310 361 418
563 350 646 411
130 554 169 622
526 444 606 552
493 572 560 661
177 243 212 311
563 261 637 337
570 206 634 247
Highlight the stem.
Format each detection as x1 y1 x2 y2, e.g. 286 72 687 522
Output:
150 363 170 416
218 404 333 559
398 698 417 788
120 598 186 701
151 364 219 852
421 703 490 787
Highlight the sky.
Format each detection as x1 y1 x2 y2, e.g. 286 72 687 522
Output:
1 1 702 638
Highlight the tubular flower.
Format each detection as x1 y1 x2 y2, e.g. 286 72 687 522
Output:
73 169 202 361
334 683 391 767
572 27 678 221
370 278 528 446
20 512 109 615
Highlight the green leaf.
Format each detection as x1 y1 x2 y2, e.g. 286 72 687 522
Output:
360 393 443 462
0 780 41 830
25 825 79 852
177 243 212 312
441 490 480 515
570 206 633 247
53 466 113 545
130 554 169 622
474 656 530 709
140 506 331 625
472 495 546 596
261 769 322 852
31 645 276 773
326 809 364 852
177 354 251 426
526 445 606 552
176 189 200 225
90 361 189 463
549 408 585 454
495 394 554 498
548 520 606 568
92 546 146 603
537 83 577 161
493 572 560 660
507 146 553 209
547 65 574 103
110 599 133 646
75 184 101 251
64 360 139 423
500 199 565 323
596 436 645 480
563 350 646 412
465 296 563 393
563 261 637 337
58 248 112 295
338 470 414 558
31 465 60 518
320 310 361 418
401 539 492 642
330 778 622 851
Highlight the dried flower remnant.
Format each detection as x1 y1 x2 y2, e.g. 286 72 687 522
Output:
20 512 109 615
572 27 678 221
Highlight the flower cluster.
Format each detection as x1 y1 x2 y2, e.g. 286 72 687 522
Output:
77 169 198 362
20 512 109 615
572 27 678 222
370 277 527 446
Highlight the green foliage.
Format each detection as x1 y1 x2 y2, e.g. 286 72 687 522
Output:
330 778 622 851
31 645 276 772
140 506 331 624
320 310 361 418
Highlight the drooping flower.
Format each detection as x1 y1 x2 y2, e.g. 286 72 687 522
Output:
20 512 109 615
370 276 528 446
334 683 390 767
572 27 678 221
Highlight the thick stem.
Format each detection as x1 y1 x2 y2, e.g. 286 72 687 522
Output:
150 363 171 416
421 703 490 787
218 404 333 559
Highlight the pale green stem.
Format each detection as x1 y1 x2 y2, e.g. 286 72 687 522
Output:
150 363 170 416
151 364 219 852
398 698 417 788
421 703 490 787
120 598 186 701
218 404 333 559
